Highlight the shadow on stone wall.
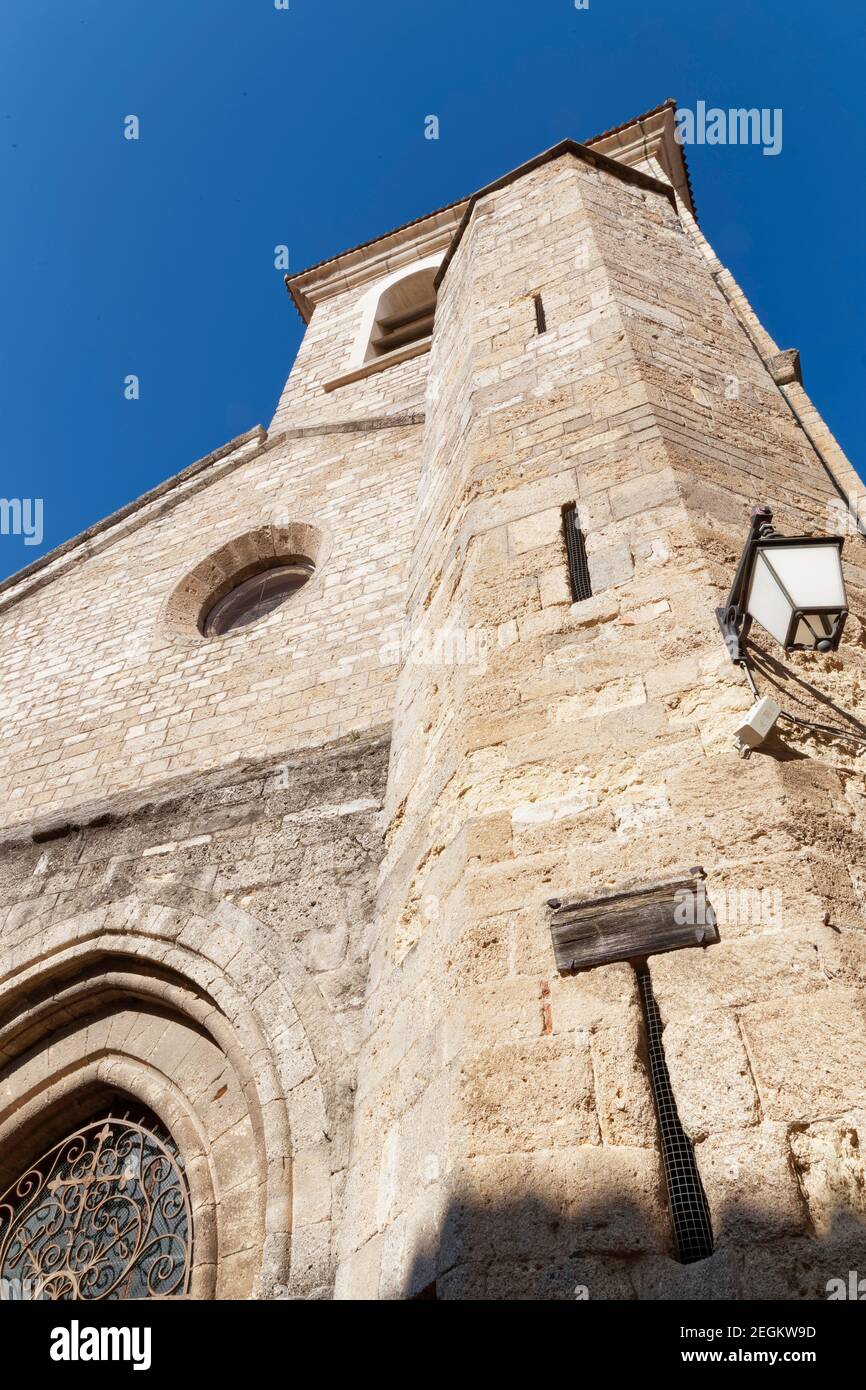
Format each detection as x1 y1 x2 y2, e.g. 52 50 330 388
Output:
402 1187 866 1301
748 645 866 742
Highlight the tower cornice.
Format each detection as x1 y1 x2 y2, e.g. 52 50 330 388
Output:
284 100 693 323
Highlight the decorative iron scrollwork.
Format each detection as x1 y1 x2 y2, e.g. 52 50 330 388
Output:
0 1116 192 1300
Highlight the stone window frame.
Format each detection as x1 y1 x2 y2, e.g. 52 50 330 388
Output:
0 897 307 1301
162 520 330 645
323 253 444 393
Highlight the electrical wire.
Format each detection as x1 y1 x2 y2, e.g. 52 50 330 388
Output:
777 708 866 747
737 654 866 748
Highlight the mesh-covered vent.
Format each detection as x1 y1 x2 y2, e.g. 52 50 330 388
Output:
562 503 592 603
635 965 714 1264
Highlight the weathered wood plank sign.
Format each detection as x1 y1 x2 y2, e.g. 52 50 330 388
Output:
547 866 719 973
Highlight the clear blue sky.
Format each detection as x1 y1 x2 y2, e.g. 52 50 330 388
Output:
1 0 864 581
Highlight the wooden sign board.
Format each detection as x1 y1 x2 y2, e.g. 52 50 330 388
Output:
547 869 719 973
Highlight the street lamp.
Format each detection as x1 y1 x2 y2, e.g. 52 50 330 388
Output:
717 506 848 662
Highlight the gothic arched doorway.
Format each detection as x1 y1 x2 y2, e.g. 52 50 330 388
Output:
0 1099 192 1301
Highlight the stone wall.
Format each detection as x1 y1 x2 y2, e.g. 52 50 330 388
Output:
0 420 418 829
336 147 866 1299
2 126 865 1303
270 203 464 432
0 729 389 1299
0 164 444 1300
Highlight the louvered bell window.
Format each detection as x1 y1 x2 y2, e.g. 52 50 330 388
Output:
367 267 437 360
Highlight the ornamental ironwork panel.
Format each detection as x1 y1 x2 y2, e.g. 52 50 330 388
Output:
0 1117 192 1300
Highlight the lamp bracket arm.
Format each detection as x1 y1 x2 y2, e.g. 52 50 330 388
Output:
717 506 774 663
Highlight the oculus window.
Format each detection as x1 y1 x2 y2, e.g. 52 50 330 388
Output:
202 558 315 637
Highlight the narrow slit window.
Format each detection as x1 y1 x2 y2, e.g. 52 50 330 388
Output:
562 503 592 603
533 293 547 335
635 964 714 1264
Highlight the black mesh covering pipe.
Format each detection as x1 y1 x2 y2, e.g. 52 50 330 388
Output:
635 963 714 1264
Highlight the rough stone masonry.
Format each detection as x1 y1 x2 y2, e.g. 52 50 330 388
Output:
0 101 864 1300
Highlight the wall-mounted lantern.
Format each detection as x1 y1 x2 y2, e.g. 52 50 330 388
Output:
717 506 848 661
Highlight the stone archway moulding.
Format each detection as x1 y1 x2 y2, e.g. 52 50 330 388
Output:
0 1056 220 1300
0 886 353 1299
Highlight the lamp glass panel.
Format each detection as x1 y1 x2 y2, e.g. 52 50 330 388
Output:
758 543 846 608
791 613 834 648
745 552 792 646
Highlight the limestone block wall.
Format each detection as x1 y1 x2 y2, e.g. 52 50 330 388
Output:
0 730 389 1299
270 299 432 433
0 420 419 829
2 126 865 1303
337 149 866 1299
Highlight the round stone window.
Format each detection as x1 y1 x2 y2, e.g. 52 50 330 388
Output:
202 558 315 637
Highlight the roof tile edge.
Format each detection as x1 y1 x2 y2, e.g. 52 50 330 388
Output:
0 104 694 604
0 428 267 612
284 99 693 323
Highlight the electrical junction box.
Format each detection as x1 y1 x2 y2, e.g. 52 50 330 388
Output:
733 695 782 752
